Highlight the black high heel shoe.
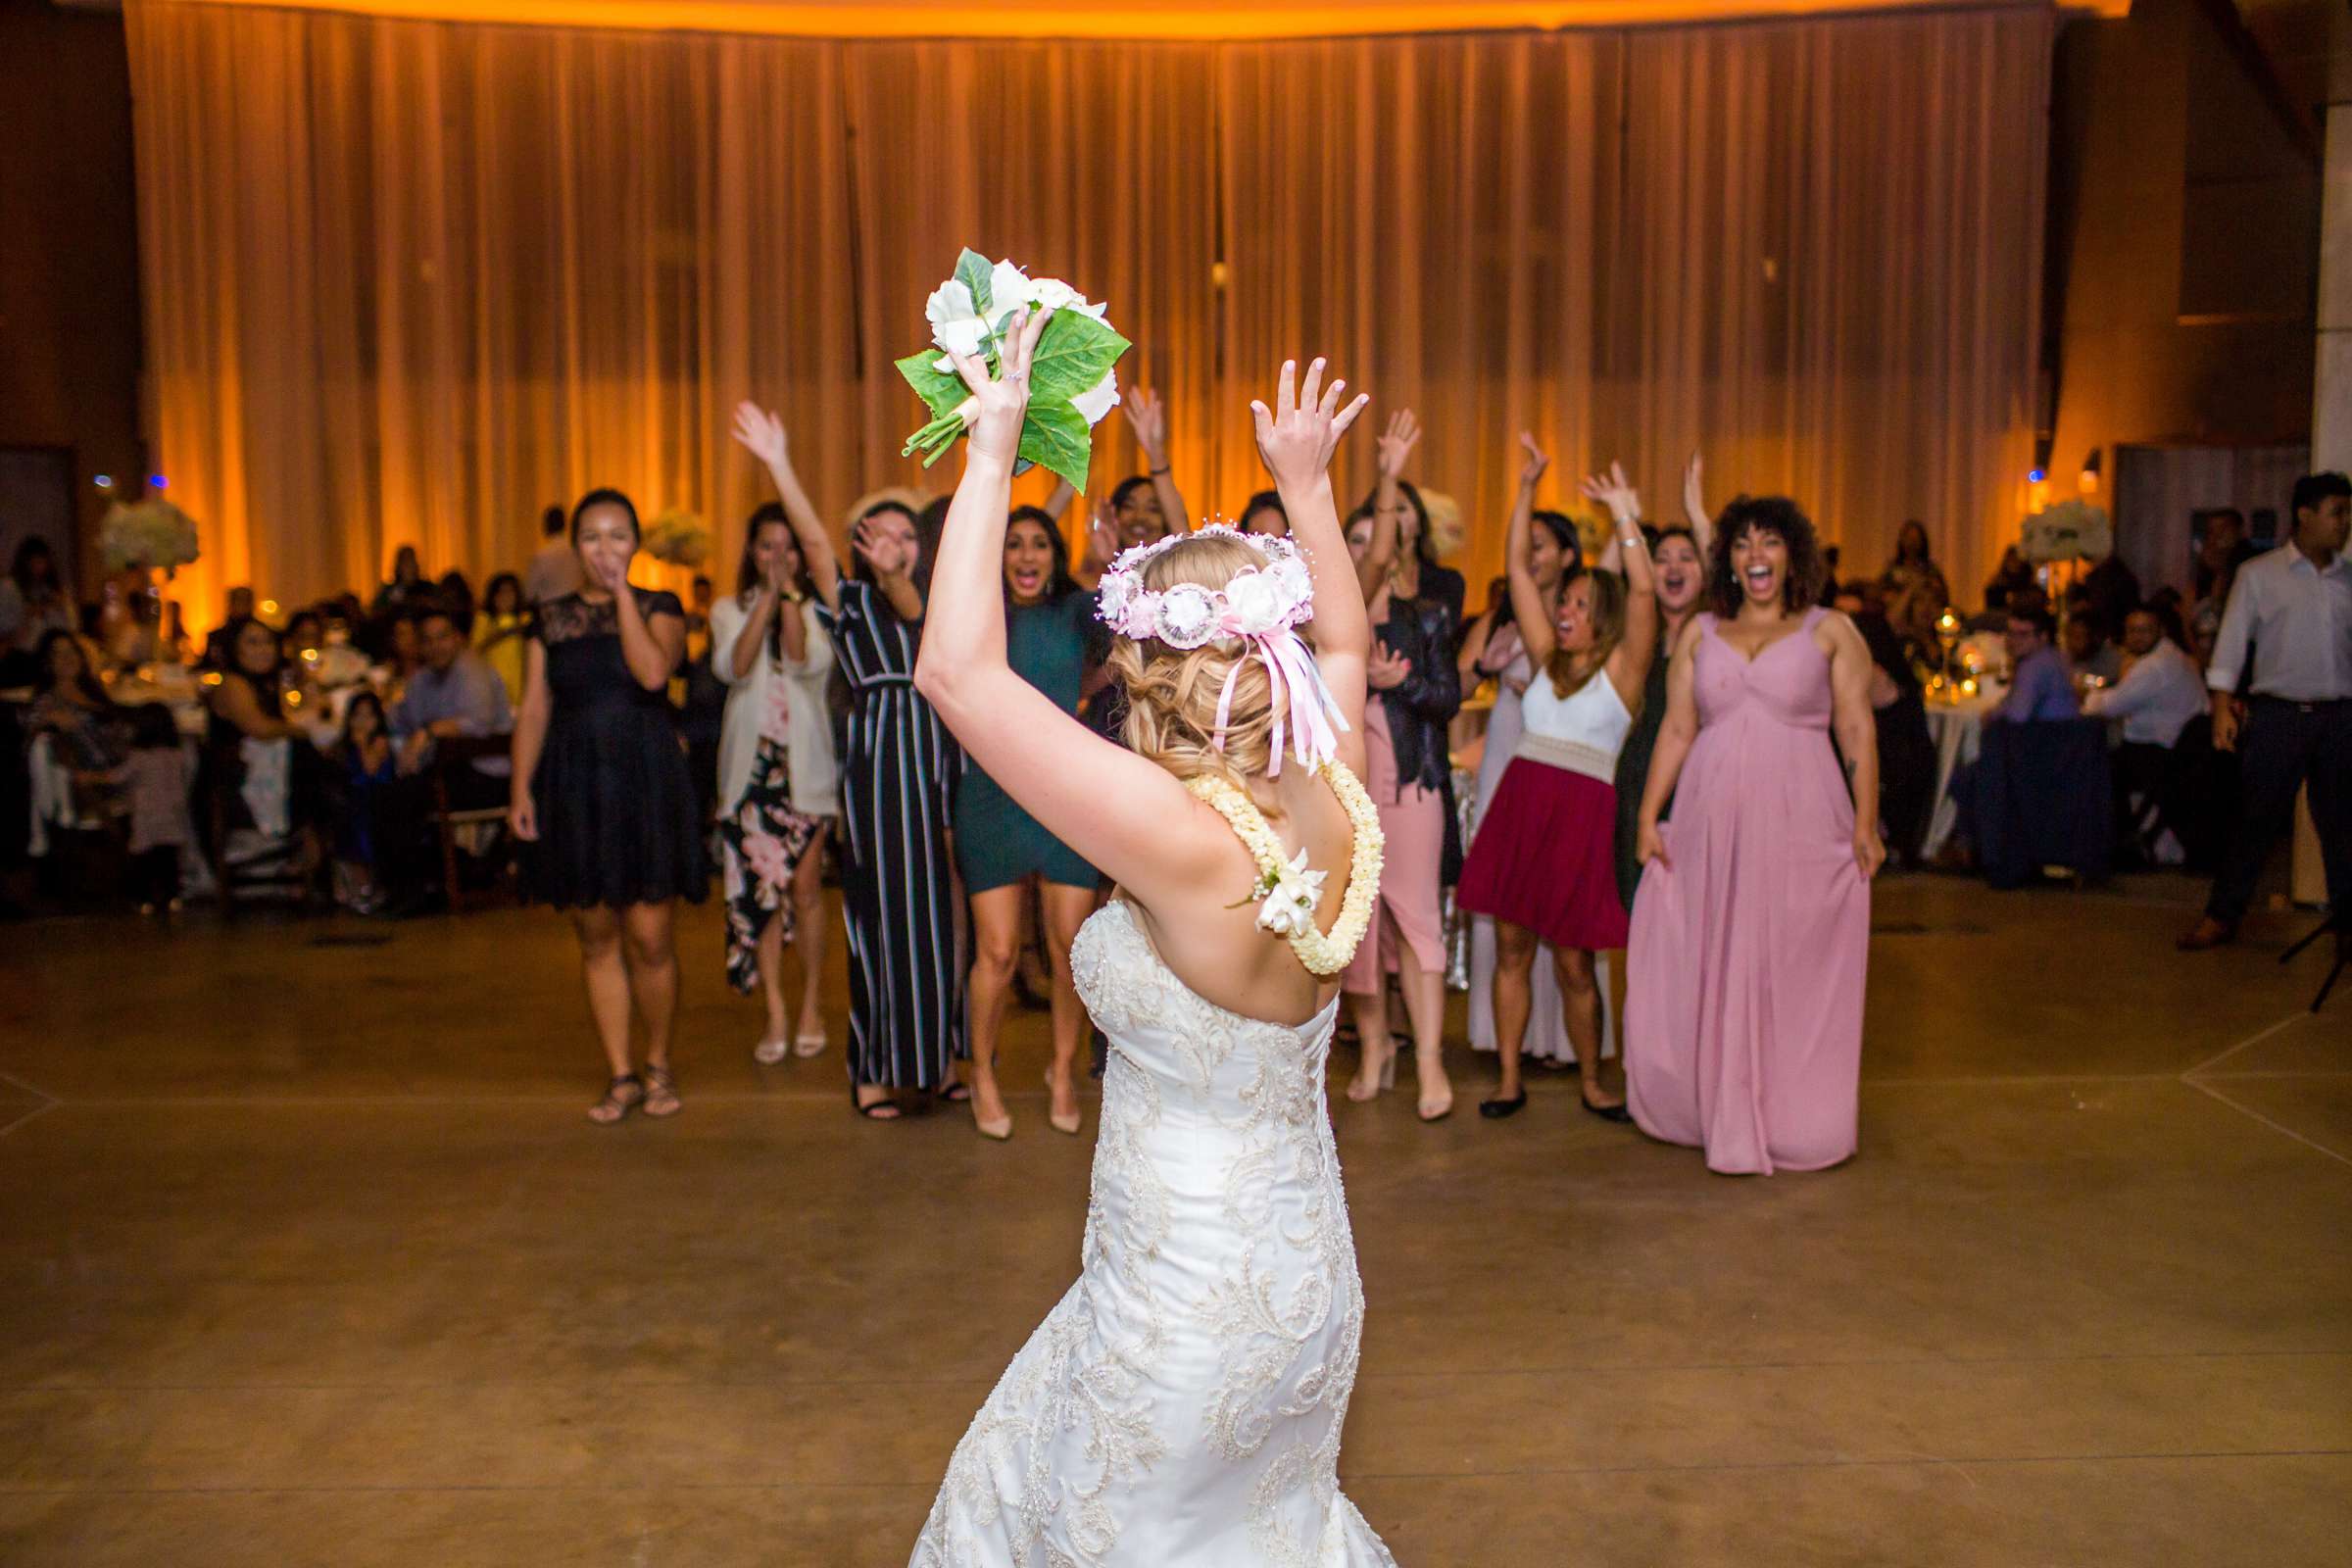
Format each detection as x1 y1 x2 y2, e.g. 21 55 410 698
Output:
1479 1091 1528 1120
1580 1092 1632 1124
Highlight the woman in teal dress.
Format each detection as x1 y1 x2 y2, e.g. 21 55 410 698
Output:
957 506 1104 1142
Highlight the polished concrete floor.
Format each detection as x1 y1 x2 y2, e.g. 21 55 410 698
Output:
1 873 2347 1566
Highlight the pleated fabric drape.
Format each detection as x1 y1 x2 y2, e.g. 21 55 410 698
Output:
123 0 2048 631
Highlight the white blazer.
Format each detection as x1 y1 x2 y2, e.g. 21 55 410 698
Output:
709 592 840 820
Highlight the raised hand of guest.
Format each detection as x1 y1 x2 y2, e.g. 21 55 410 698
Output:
1121 385 1170 466
1580 460 1642 528
1375 409 1422 484
730 401 791 472
1682 450 1709 535
851 517 912 581
944 305 1048 466
1518 431 1550 489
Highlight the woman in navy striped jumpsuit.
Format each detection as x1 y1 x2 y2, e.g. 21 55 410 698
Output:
734 405 966 1118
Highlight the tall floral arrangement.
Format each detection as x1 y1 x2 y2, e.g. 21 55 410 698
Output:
2021 499 2112 564
643 510 713 568
99 499 201 572
897 250 1131 493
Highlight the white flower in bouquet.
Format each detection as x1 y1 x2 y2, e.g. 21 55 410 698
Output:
1251 847 1329 939
99 499 202 572
899 249 1133 493
643 510 713 567
2021 498 2112 564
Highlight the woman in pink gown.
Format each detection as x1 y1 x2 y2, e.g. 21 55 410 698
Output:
1625 496 1884 1174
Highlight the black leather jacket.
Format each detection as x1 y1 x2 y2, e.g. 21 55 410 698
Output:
1372 590 1462 797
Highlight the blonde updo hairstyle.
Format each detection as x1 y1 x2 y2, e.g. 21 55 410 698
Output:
1106 532 1287 800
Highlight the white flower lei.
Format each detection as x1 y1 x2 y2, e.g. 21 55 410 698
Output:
1185 760 1385 978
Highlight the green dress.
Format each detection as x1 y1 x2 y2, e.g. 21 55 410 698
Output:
1614 641 1673 909
955 590 1102 893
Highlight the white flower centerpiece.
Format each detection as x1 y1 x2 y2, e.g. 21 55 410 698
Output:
898 249 1132 493
99 499 202 573
2021 498 2112 564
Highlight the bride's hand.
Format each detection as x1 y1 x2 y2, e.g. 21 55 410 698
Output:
1250 358 1370 490
943 306 1051 466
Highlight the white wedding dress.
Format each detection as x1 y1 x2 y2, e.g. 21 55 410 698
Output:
910 898 1399 1566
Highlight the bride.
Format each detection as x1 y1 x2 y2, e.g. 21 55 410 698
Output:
910 311 1398 1566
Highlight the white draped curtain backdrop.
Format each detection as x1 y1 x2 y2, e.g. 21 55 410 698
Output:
122 0 2050 628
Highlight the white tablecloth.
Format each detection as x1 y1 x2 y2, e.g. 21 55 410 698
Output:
1920 691 2001 859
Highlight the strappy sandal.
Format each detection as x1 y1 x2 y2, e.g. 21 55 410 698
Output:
588 1073 645 1125
641 1064 682 1118
854 1087 904 1122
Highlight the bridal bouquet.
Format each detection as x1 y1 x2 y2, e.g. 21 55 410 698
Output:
898 250 1130 493
2021 499 2112 564
99 499 202 572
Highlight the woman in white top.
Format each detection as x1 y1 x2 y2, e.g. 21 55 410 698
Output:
1455 434 1657 1120
710 502 842 1062
1457 458 1585 1069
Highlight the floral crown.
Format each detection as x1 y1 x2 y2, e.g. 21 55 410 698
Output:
1095 524 1316 650
1094 524 1347 776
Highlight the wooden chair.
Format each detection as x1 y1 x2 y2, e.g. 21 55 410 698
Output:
426 735 514 914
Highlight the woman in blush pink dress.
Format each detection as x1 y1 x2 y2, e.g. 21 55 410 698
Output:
1626 496 1883 1175
1338 410 1463 1122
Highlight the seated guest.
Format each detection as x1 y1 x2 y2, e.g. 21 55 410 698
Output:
2060 610 2122 688
200 586 257 670
328 691 400 914
206 613 326 884
371 545 431 618
472 573 529 707
390 608 512 786
281 610 326 661
1982 545 2036 619
2085 607 2209 864
436 570 476 635
24 629 127 848
2080 553 2141 634
1995 604 2078 723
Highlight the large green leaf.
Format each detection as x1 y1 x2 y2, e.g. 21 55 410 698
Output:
1019 399 1097 494
896 348 968 420
955 248 996 316
1027 312 1130 406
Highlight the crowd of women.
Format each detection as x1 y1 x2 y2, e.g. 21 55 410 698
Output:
482 378 1883 1177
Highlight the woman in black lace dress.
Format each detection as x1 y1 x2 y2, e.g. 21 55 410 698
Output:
509 489 707 1124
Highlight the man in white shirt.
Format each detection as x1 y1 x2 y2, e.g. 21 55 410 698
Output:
2086 609 2209 864
2179 472 2352 952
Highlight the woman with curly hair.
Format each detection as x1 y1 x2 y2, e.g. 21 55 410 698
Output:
1625 495 1883 1175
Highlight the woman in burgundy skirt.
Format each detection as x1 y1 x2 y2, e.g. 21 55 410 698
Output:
1456 434 1658 1119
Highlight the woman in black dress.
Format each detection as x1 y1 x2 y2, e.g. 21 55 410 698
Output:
733 403 966 1121
508 489 706 1125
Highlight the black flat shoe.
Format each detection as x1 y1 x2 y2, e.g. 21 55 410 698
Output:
1581 1093 1633 1124
1479 1092 1527 1120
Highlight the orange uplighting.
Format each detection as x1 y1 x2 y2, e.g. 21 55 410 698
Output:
178 0 2131 40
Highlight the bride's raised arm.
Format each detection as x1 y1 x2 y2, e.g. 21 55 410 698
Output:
1251 358 1371 765
914 310 1212 900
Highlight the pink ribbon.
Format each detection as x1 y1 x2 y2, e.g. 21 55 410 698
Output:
1211 629 1348 776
